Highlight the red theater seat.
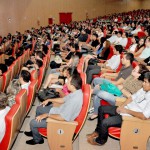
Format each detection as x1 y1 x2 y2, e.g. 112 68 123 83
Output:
37 65 45 91
0 104 21 150
15 89 27 125
26 79 38 114
2 69 11 92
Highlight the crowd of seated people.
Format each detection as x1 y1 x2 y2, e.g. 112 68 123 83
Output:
0 8 150 149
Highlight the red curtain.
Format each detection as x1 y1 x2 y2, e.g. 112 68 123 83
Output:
59 13 72 24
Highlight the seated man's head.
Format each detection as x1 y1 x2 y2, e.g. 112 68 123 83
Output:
0 92 8 109
19 70 31 84
121 52 134 66
114 45 123 54
0 64 8 76
67 74 82 92
34 59 43 70
143 72 150 92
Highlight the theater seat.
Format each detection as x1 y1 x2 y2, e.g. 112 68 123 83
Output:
26 79 38 114
80 72 86 86
0 104 21 150
37 65 45 91
30 70 38 81
125 37 132 50
137 31 146 38
0 76 3 92
2 69 11 92
15 89 27 125
38 84 91 150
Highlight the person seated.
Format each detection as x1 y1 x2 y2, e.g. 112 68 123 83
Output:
42 67 69 90
107 30 118 44
81 33 99 51
116 32 128 48
136 36 150 63
128 36 139 53
85 45 123 84
131 24 142 35
0 92 10 143
78 29 88 42
19 70 31 94
87 72 150 146
22 59 43 73
112 31 123 45
89 64 148 120
24 74 83 145
6 79 21 107
0 63 8 76
134 37 145 57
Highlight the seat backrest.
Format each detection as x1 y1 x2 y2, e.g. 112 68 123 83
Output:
9 63 15 80
38 65 45 91
107 45 114 60
137 31 146 38
132 61 138 68
2 69 11 92
26 79 38 114
86 34 91 44
125 37 132 50
0 104 21 150
80 72 86 86
0 76 3 92
15 89 27 125
30 70 38 81
73 84 91 140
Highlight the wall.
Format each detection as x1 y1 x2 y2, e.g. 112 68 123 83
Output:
0 0 142 36
140 0 150 9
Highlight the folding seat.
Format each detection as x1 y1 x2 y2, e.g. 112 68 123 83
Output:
30 70 38 81
26 79 38 114
137 31 146 38
107 45 114 60
37 65 45 91
38 84 91 150
15 89 27 125
80 72 86 86
2 69 11 92
30 40 36 55
13 59 20 78
12 43 17 57
0 104 21 150
0 76 3 91
9 63 15 80
86 34 91 44
125 37 132 50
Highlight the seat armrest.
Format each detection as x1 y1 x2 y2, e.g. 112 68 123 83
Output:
115 97 126 106
122 116 150 123
46 118 78 126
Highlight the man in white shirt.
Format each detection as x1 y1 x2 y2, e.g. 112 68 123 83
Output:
131 24 142 35
99 45 123 71
87 71 150 146
19 70 31 94
117 32 128 47
113 31 123 45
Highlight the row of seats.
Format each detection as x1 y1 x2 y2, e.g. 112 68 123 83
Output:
0 42 51 150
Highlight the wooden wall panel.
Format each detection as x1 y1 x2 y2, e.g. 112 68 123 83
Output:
0 0 145 36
